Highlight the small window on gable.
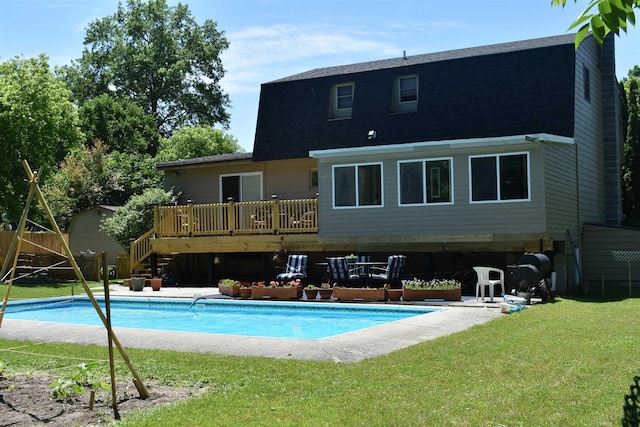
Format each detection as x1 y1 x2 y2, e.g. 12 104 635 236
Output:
583 66 591 101
391 75 418 113
329 83 353 119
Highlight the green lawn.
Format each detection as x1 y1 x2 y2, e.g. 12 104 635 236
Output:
0 283 637 426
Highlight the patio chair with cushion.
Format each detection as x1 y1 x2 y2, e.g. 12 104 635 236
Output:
473 266 505 302
370 255 406 288
276 254 308 282
327 257 360 287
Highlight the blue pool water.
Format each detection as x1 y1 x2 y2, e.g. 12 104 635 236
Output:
3 297 440 339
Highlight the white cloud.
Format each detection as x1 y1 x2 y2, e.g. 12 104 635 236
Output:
220 23 399 95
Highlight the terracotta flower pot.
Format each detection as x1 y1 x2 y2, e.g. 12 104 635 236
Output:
387 289 403 301
318 289 333 299
149 278 162 291
305 288 319 300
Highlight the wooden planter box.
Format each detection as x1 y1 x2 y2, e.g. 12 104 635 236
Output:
402 286 462 301
251 286 303 300
333 287 387 302
219 284 241 297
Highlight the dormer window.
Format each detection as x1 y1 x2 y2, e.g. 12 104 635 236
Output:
399 76 418 102
329 82 354 119
392 75 418 113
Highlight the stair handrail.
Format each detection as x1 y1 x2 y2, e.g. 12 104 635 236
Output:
129 228 155 275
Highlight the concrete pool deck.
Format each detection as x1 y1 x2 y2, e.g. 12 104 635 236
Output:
0 286 506 363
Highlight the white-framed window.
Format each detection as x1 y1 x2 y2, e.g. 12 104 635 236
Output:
329 82 354 119
332 162 383 208
399 75 418 103
220 172 263 202
392 75 418 113
469 152 530 203
398 158 453 206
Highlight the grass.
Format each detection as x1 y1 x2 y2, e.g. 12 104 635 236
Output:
0 284 638 426
0 279 102 299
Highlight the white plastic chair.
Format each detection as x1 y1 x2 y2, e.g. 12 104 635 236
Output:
473 266 505 302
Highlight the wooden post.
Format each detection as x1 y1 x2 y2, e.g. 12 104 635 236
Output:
628 260 632 297
227 198 235 235
272 195 280 232
102 252 120 419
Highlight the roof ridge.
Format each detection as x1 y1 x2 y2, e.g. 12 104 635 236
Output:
268 33 576 83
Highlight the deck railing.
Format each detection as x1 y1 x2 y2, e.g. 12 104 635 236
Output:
154 198 318 238
129 198 318 274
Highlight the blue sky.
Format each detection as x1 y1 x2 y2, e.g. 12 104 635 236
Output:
1 0 638 151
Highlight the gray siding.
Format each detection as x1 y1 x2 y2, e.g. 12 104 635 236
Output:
601 36 623 225
68 207 125 265
574 37 606 225
583 223 640 285
544 143 579 239
317 143 549 242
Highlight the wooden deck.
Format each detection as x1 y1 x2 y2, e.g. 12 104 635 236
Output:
130 198 322 273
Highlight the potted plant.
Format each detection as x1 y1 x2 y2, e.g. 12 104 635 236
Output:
318 282 333 299
131 277 146 292
239 282 252 299
402 278 462 301
218 278 241 297
252 280 303 299
304 284 319 300
148 277 162 291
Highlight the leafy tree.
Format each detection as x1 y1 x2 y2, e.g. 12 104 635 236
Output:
552 0 639 46
78 94 160 155
622 67 640 224
43 140 163 229
101 187 175 250
0 55 83 220
156 126 242 162
64 0 230 136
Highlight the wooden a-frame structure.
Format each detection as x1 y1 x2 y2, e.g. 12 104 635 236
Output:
0 160 148 398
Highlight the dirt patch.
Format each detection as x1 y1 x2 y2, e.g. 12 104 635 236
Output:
0 372 196 426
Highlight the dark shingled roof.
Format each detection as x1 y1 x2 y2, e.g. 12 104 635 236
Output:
269 34 577 83
253 33 583 162
156 152 253 169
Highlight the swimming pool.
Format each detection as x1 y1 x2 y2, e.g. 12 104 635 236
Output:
2 297 440 339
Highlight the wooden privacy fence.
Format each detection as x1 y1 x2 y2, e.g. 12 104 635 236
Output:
0 231 68 257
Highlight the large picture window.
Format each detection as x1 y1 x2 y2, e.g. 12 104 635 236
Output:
398 158 452 205
333 163 382 208
469 153 529 203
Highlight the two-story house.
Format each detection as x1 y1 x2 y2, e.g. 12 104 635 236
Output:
149 33 624 292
